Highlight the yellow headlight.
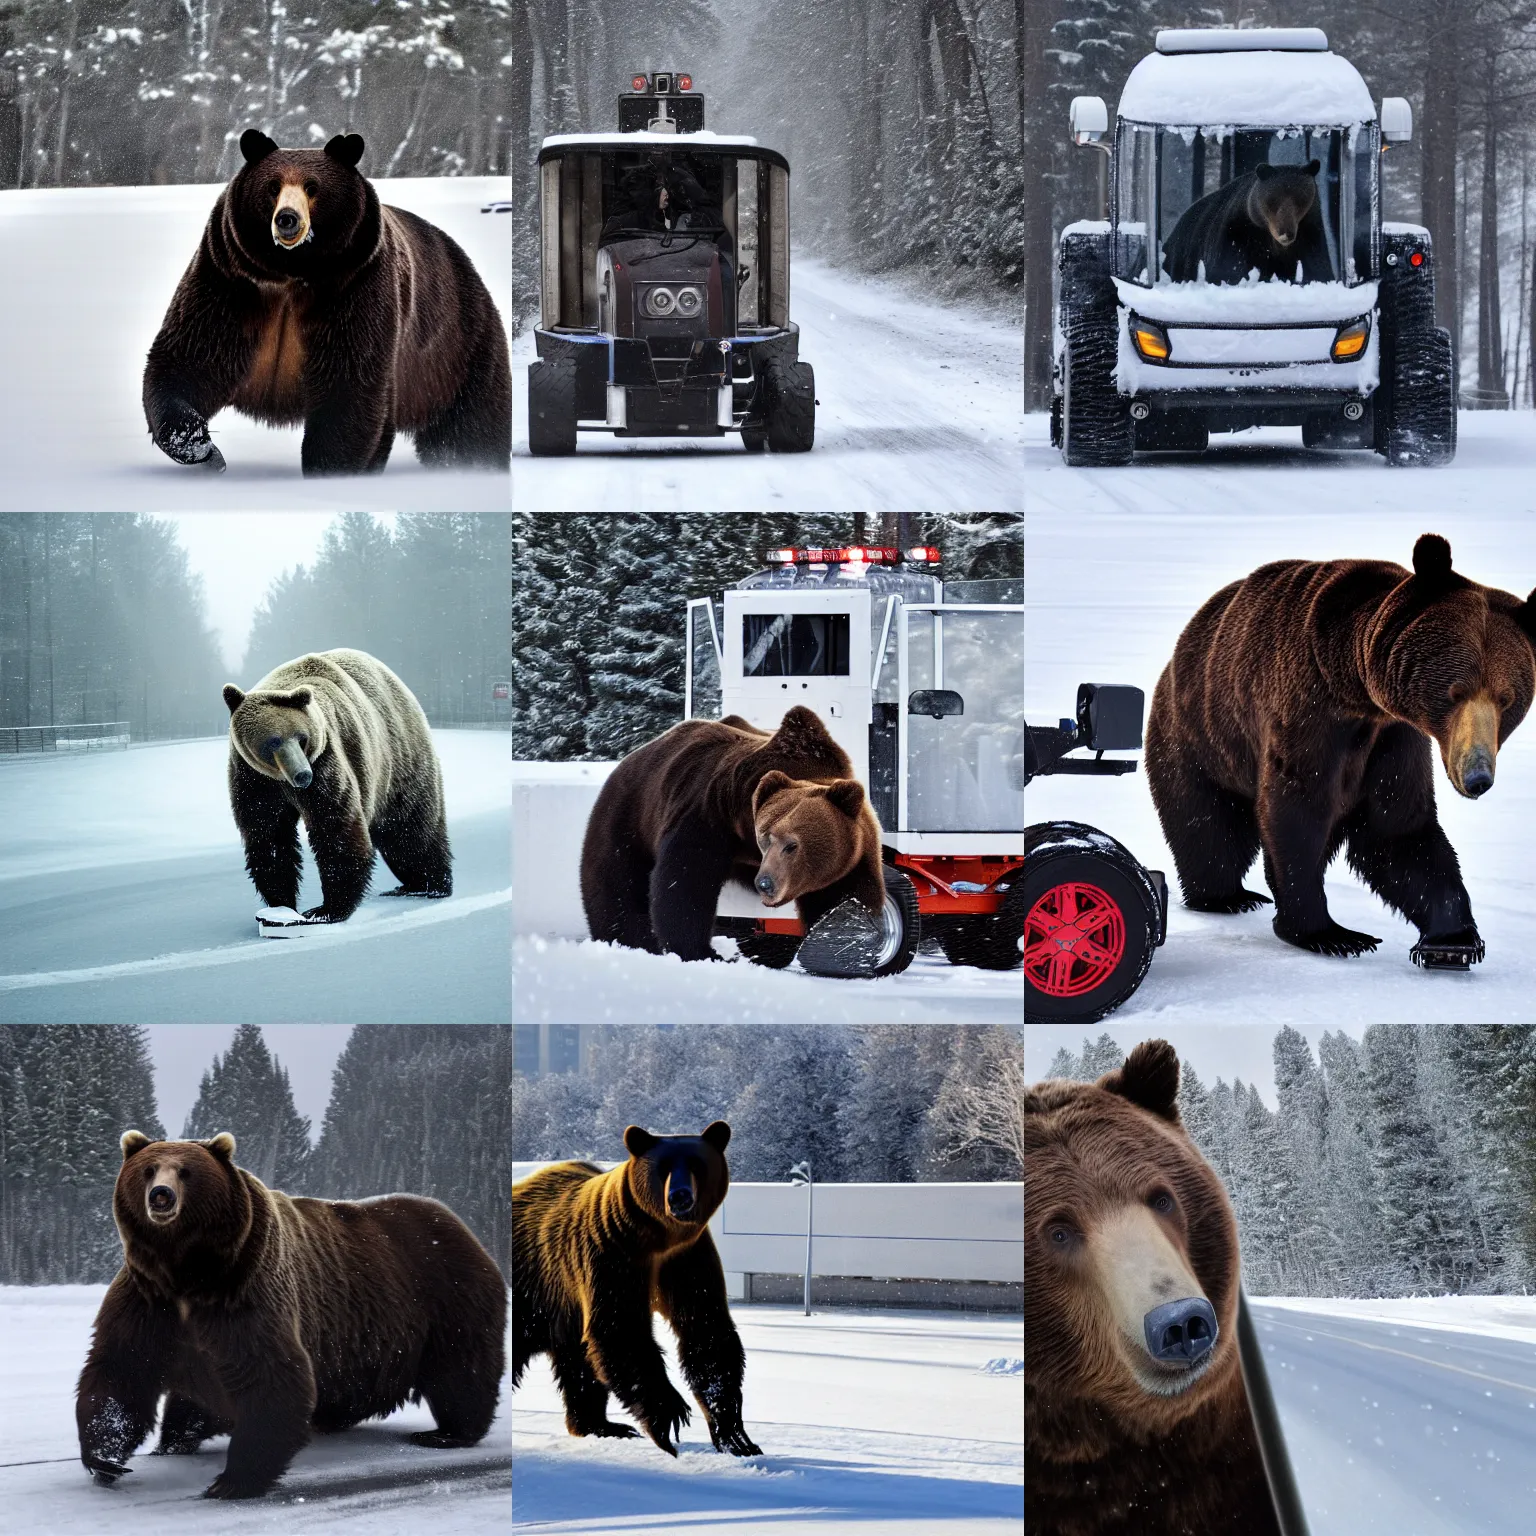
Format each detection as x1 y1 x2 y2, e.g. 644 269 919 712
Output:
1130 318 1171 361
1331 318 1370 361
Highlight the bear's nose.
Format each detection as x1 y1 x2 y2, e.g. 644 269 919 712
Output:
668 1185 695 1216
148 1185 177 1214
1144 1297 1217 1365
1462 749 1494 798
291 768 313 789
274 206 302 237
755 874 775 897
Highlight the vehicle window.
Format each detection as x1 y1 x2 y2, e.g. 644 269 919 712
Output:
742 614 850 677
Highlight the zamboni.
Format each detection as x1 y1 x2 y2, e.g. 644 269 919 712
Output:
528 70 815 454
1053 28 1455 466
685 545 1023 977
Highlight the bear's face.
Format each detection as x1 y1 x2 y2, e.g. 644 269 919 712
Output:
223 683 325 790
750 771 870 907
623 1121 731 1228
229 128 370 265
1026 1041 1243 1444
1247 160 1319 249
1366 535 1536 799
115 1130 243 1244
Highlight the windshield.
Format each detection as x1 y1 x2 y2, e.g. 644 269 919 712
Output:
1114 122 1378 288
600 152 732 249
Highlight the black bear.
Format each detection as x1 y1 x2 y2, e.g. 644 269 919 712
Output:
223 648 451 922
77 1131 506 1499
1161 160 1332 285
1146 534 1536 962
580 706 883 961
512 1120 762 1458
144 129 511 475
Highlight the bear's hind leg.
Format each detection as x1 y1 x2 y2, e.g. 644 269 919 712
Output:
650 820 735 962
412 334 512 471
301 799 376 922
583 837 660 950
408 1325 502 1450
549 1337 638 1440
1258 782 1380 958
153 1395 229 1455
374 811 453 898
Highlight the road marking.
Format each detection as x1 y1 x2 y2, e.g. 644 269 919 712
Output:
1258 1313 1536 1396
0 888 511 991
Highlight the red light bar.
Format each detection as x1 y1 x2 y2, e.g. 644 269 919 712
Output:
764 547 903 565
678 74 693 91
631 73 648 92
905 545 941 563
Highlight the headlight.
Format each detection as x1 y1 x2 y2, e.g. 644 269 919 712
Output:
641 284 705 320
644 286 676 317
1128 315 1171 362
1331 316 1370 361
674 286 703 318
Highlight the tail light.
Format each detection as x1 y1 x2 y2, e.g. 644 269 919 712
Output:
1331 316 1370 361
631 73 648 92
678 74 693 91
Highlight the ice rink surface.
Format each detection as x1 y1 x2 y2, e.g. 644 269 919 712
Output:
0 1286 510 1535
511 257 1023 512
1025 410 1536 1022
0 179 510 509
0 731 510 1023
512 1304 1024 1535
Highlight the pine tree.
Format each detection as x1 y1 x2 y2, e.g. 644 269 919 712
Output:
183 1025 312 1189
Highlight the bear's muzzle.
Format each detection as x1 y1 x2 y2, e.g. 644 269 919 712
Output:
272 185 313 249
148 1184 178 1219
1446 694 1500 799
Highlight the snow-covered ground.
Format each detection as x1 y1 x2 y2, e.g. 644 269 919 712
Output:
511 257 1023 512
0 1286 510 1534
512 1304 1023 1534
1250 1296 1536 1534
1025 410 1536 1022
0 731 509 1023
0 179 510 509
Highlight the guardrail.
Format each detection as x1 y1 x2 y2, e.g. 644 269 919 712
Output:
0 722 131 755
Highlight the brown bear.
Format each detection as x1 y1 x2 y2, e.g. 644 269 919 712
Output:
511 1120 761 1459
144 128 511 475
1162 160 1332 285
77 1130 506 1499
1147 534 1536 965
1026 1041 1280 1536
579 705 883 961
223 647 451 923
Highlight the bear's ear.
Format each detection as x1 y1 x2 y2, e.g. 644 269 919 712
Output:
1100 1039 1182 1123
240 129 278 165
1518 588 1536 641
1412 533 1454 583
324 133 366 169
823 778 866 819
1254 163 1275 181
701 1120 731 1152
752 769 795 818
206 1132 236 1160
120 1130 153 1161
222 685 245 714
624 1125 659 1158
1304 158 1321 176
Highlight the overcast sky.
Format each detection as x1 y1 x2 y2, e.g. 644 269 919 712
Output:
145 1024 354 1140
1024 1022 1371 1108
161 513 395 674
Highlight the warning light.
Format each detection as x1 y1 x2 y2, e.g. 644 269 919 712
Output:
765 547 905 566
1409 250 1424 268
678 74 693 91
905 546 941 563
631 74 648 92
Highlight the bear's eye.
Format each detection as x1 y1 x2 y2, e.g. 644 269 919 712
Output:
1149 1191 1176 1215
1499 689 1516 711
265 179 280 200
263 736 281 757
304 179 319 197
782 840 798 856
1045 1222 1075 1248
1448 683 1468 705
298 734 309 749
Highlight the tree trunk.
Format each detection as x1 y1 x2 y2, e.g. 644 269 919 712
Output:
53 0 79 186
1020 0 1054 411
1419 7 1464 345
1475 90 1505 404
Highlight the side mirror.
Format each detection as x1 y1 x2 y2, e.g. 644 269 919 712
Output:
1380 98 1413 143
1069 96 1109 147
1076 682 1144 751
908 689 964 720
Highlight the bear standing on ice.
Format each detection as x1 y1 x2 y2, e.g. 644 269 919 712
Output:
512 1120 762 1459
77 1130 506 1499
1161 160 1332 284
1026 1041 1280 1536
1146 534 1536 964
223 647 451 922
144 129 511 475
580 705 883 960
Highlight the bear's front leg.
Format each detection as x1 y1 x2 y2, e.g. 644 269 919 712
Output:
201 1320 316 1498
582 1289 693 1455
299 773 375 921
650 818 736 961
76 1275 176 1483
153 1394 230 1455
300 319 395 475
230 761 303 909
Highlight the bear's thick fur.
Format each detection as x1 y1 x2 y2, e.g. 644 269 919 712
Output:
580 705 884 960
144 129 511 475
223 647 451 922
1162 160 1332 285
1026 1041 1280 1536
77 1131 506 1499
511 1120 761 1458
1147 535 1536 959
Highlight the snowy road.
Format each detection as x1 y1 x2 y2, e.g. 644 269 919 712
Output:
0 179 510 510
0 732 510 1024
512 1305 1023 1534
511 257 1023 512
1250 1299 1536 1535
1025 410 1536 1022
0 1286 510 1535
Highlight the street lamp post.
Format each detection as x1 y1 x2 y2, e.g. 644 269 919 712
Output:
789 1160 813 1316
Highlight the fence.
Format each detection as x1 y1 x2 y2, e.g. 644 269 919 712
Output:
0 721 130 755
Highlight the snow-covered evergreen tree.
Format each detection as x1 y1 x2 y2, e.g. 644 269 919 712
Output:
182 1024 312 1189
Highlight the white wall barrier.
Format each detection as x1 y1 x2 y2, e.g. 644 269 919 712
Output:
512 762 615 940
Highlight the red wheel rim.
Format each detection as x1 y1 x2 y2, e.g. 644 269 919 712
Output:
1024 881 1126 998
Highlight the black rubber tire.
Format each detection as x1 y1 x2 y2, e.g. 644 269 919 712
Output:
1024 847 1158 1023
740 423 768 453
937 880 1024 971
763 360 815 452
528 358 578 456
1060 306 1133 466
1382 325 1456 467
871 866 921 978
737 931 800 968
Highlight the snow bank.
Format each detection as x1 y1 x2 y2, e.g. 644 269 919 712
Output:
512 759 613 938
1119 49 1376 126
1253 1294 1536 1347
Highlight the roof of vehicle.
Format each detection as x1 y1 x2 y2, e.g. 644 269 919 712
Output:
1120 35 1376 126
540 132 788 171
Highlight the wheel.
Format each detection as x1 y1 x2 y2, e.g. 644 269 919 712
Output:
870 866 920 977
1382 326 1456 467
1024 841 1160 1023
762 359 815 452
737 931 800 968
1060 307 1133 466
528 358 578 456
937 880 1024 970
740 423 767 453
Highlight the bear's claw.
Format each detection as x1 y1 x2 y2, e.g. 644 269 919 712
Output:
157 419 226 471
83 1454 131 1483
1273 918 1381 958
1411 928 1486 970
1184 887 1272 915
712 1426 763 1457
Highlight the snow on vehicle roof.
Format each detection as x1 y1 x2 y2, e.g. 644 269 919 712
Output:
541 131 762 150
1156 27 1328 53
1119 47 1376 126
